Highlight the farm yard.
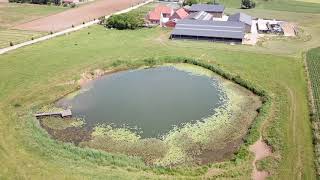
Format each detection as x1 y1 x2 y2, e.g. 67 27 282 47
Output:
0 0 320 179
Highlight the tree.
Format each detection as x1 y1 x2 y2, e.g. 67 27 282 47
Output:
241 0 256 9
105 13 144 30
183 0 198 6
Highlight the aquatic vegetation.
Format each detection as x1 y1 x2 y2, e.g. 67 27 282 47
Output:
92 125 141 143
41 117 85 130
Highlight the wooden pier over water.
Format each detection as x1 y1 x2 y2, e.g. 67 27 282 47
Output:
35 109 72 119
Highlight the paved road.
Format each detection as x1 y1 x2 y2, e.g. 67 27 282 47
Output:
14 0 148 32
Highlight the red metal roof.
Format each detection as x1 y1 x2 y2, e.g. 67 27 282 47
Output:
174 8 189 19
154 5 173 15
148 5 173 21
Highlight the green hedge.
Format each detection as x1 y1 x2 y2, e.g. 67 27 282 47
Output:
104 12 144 30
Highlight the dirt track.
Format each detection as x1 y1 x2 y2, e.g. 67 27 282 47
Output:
14 0 146 32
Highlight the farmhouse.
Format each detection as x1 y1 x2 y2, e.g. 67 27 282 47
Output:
228 12 252 33
147 5 174 25
170 19 245 43
188 4 225 18
165 8 189 27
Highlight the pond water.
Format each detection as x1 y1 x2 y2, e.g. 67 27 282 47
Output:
57 66 226 138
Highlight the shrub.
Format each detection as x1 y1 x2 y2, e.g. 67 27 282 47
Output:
241 0 256 9
183 0 198 6
105 13 144 30
9 41 14 46
70 2 76 8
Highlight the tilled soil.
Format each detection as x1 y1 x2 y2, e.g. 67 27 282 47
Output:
14 0 146 32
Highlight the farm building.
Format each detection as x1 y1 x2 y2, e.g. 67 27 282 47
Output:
170 19 245 43
257 19 268 33
147 5 174 25
170 8 189 21
165 8 189 27
188 4 225 18
228 12 252 33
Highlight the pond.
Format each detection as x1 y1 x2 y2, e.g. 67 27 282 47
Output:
57 66 226 138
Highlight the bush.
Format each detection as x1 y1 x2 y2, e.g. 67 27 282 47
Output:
105 13 144 30
70 2 76 8
241 0 256 9
183 0 198 6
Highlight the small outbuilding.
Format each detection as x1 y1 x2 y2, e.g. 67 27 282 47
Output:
257 19 269 33
188 4 225 18
170 19 245 43
228 12 252 33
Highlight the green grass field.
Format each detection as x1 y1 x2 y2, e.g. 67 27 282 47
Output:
0 3 65 48
0 0 319 179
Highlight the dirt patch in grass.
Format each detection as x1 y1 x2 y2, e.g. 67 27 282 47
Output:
250 137 272 180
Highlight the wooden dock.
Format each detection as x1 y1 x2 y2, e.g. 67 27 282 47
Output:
35 109 72 119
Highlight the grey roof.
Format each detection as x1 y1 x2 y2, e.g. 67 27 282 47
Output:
189 4 225 13
187 11 213 21
171 19 245 39
228 12 252 26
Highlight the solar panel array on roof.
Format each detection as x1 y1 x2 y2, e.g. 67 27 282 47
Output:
171 19 245 39
189 4 225 13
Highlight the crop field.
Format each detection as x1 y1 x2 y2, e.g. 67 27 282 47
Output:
0 0 319 179
306 47 320 174
0 29 45 48
307 48 320 122
0 3 65 48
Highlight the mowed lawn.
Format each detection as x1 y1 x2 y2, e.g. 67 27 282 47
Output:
0 3 65 48
0 22 316 179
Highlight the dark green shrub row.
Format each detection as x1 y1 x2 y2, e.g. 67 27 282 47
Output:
306 47 320 175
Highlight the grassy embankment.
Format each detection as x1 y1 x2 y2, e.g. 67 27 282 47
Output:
0 0 319 179
0 3 66 48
